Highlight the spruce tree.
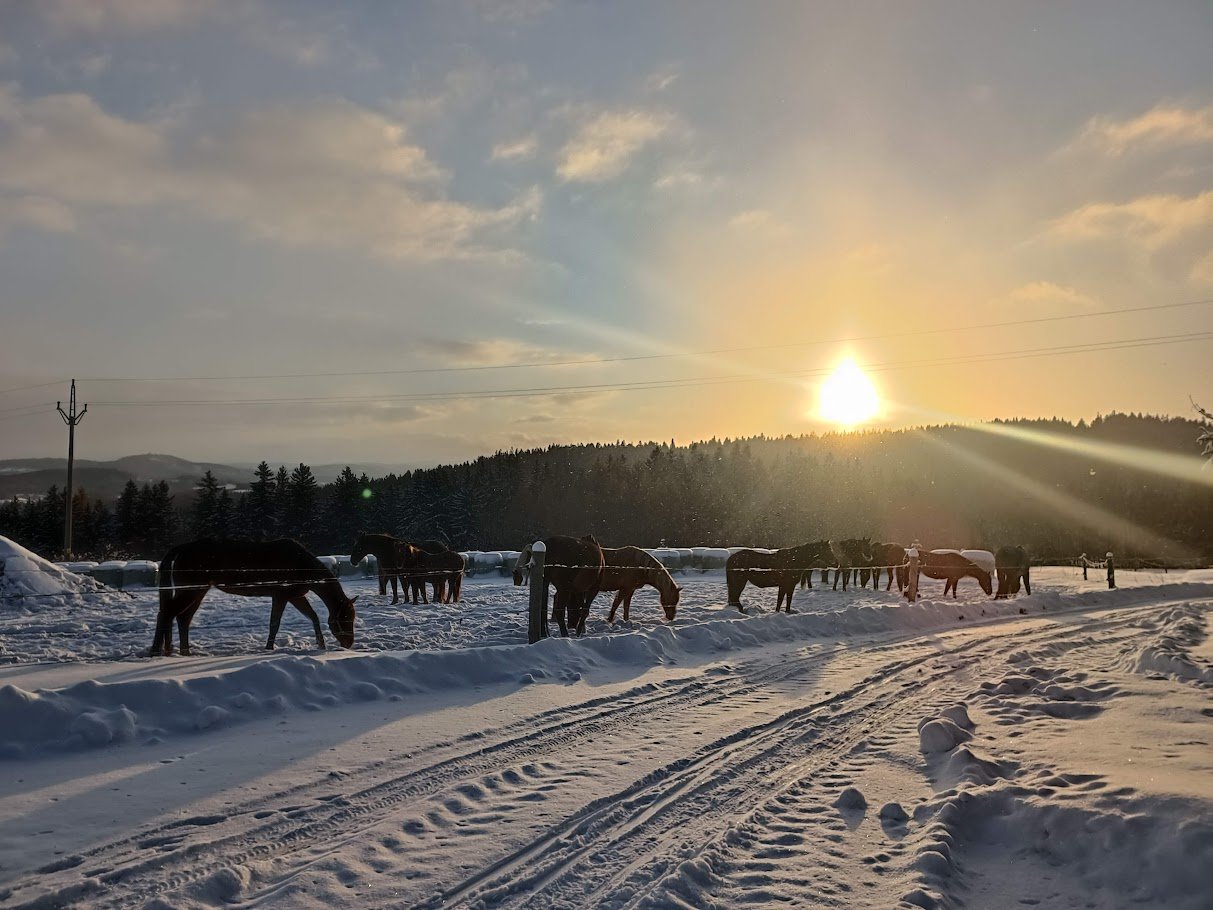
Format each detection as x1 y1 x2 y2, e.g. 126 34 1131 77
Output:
247 461 276 539
192 470 222 538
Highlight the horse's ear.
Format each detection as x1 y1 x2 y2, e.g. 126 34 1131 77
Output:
348 595 359 607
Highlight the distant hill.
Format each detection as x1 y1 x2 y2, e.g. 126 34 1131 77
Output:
0 454 247 501
0 454 424 500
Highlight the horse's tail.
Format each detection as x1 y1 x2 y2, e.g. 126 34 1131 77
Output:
450 570 463 603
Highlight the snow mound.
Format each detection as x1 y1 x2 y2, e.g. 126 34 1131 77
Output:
918 718 971 753
0 535 106 600
1117 602 1213 685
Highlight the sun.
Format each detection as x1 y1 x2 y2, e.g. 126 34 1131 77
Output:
817 358 880 426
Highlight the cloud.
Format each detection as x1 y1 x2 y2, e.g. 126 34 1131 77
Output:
39 0 216 31
0 194 76 236
1074 103 1213 156
0 89 540 261
1004 281 1098 310
1049 191 1213 249
491 135 538 162
471 0 554 23
557 110 670 183
431 338 586 367
1191 250 1213 285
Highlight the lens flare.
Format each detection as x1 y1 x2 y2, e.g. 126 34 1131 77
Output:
818 359 880 425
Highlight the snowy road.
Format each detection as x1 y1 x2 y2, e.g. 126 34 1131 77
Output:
1 563 1210 909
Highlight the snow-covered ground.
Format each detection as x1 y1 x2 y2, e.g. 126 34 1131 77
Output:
1 536 1211 908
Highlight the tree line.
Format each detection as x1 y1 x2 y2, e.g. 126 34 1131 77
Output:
1 413 1210 564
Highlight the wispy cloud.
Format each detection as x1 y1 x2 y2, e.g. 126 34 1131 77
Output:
557 109 670 183
1073 103 1213 156
38 0 217 31
0 89 539 261
1004 281 1098 310
1049 191 1213 249
491 134 538 162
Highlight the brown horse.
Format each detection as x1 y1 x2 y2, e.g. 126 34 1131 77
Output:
830 538 874 591
918 549 993 598
869 542 908 591
600 547 682 622
513 535 604 636
995 545 1032 598
727 541 833 613
152 538 357 656
401 539 458 604
350 532 422 604
406 545 466 604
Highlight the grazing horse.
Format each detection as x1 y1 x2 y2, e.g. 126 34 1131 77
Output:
995 545 1032 598
600 546 682 622
830 538 874 591
727 541 833 613
350 532 421 605
152 538 357 656
869 542 909 591
512 535 604 636
918 549 993 598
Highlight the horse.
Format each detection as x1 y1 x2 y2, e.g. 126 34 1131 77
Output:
151 538 357 656
727 541 833 613
917 549 993 598
869 542 909 591
600 546 682 622
350 532 421 604
513 535 604 636
830 538 874 591
402 539 456 604
995 545 1032 598
408 546 466 604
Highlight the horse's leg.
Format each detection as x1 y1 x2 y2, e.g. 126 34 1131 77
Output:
176 600 204 656
622 589 633 623
266 593 288 650
290 596 325 649
577 587 597 635
832 568 840 591
726 571 745 609
378 567 388 597
553 588 570 637
389 572 399 605
151 598 180 656
608 590 624 622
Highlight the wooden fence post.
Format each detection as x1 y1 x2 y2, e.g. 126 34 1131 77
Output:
1106 551 1115 589
527 540 548 644
905 547 919 602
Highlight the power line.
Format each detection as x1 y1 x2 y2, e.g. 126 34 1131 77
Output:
2 295 1203 389
87 330 1213 408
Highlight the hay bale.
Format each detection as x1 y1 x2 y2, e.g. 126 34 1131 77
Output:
122 559 159 588
92 560 127 589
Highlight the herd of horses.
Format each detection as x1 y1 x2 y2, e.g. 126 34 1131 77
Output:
146 532 1031 655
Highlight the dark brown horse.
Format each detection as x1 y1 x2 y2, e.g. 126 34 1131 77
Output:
513 535 604 636
995 545 1031 598
600 547 682 622
727 541 833 613
918 549 993 597
830 538 874 591
152 538 357 656
869 542 908 591
350 532 421 604
407 545 466 604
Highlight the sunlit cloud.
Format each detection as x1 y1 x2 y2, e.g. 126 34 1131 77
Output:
557 109 670 183
1003 281 1098 311
0 89 539 261
1048 191 1213 249
1074 103 1213 156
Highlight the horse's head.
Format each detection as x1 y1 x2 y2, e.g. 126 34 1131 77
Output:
977 571 993 596
329 594 357 648
857 537 874 564
349 534 368 567
661 583 681 622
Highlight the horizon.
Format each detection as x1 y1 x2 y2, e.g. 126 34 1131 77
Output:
1 2 1212 464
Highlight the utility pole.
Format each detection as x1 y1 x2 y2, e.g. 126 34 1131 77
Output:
56 379 87 559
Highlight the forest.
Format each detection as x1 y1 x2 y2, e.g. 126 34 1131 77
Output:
2 413 1209 564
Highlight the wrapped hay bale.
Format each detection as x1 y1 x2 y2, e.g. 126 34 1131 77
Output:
92 560 128 589
122 559 159 588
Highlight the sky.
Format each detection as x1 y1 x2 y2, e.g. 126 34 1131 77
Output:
0 0 1211 468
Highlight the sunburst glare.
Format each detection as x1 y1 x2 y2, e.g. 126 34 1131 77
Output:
817 358 880 426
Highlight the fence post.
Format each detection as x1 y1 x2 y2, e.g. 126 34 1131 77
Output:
527 540 548 644
905 548 920 602
1080 553 1088 581
1106 551 1115 589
